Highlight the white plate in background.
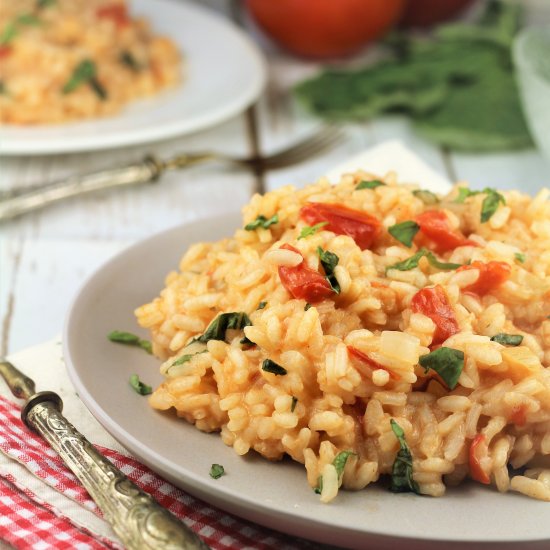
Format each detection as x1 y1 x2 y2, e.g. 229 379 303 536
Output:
0 0 266 156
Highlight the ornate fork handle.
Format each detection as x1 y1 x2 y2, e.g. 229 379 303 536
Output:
23 391 209 550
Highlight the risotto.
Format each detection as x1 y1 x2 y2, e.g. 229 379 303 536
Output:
135 171 550 503
0 0 181 124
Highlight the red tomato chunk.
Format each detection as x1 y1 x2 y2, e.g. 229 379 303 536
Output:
415 210 477 253
299 203 381 250
411 285 459 346
96 4 129 26
469 434 490 484
277 244 334 303
457 261 511 296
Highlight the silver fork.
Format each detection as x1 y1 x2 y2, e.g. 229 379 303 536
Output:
0 126 344 222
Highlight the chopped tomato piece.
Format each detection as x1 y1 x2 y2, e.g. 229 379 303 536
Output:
415 210 477 253
346 345 400 380
469 434 490 484
278 244 334 303
0 45 12 58
456 261 511 296
509 404 528 427
299 202 381 250
411 285 459 346
96 4 129 26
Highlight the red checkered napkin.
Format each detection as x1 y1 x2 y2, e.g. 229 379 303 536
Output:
0 340 318 550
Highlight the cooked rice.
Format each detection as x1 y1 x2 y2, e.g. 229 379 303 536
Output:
136 170 550 502
0 0 180 124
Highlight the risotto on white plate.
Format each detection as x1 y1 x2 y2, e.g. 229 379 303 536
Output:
135 171 550 504
0 0 181 124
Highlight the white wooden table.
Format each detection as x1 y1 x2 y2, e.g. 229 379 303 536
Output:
1 0 549 357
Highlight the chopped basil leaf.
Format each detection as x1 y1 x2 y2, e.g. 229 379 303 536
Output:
304 303 312 311
317 247 340 294
425 252 462 271
413 189 439 205
314 475 323 494
298 221 328 240
480 189 505 223
291 396 298 412
171 350 207 367
0 81 5 95
356 179 385 190
386 248 462 273
490 333 523 346
63 59 107 100
455 187 480 204
120 50 141 71
37 0 56 7
261 359 287 375
240 335 255 346
333 451 355 479
390 419 420 494
129 374 152 396
257 301 267 310
209 464 225 479
195 312 252 344
0 23 17 45
108 330 152 354
514 252 526 264
16 14 41 25
419 347 464 390
388 221 420 248
244 214 279 231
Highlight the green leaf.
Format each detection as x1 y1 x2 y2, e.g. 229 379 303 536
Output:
490 333 523 346
261 359 287 376
209 464 225 479
317 247 340 294
388 221 420 248
16 14 41 26
291 396 298 412
425 252 462 271
62 59 106 99
304 303 312 311
120 50 141 71
356 179 386 190
386 249 427 273
257 301 267 310
333 450 355 479
454 187 480 203
0 81 6 95
480 188 506 223
314 475 323 494
412 189 439 205
37 0 56 7
129 374 152 396
195 312 252 344
244 214 279 231
171 351 204 367
514 252 526 264
389 419 420 494
298 221 328 240
0 23 17 45
419 347 464 390
108 330 152 354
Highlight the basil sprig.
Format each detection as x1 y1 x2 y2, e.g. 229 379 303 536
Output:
419 347 464 390
298 221 328 240
209 464 225 479
454 187 505 222
129 374 152 396
257 301 267 310
261 359 287 375
171 350 207 367
514 252 526 264
0 13 41 46
120 50 141 71
388 220 420 248
490 333 523 346
108 330 152 354
413 189 439 205
386 248 461 273
194 312 251 344
244 214 278 231
314 450 355 494
63 59 107 99
356 179 385 190
317 247 340 294
390 420 420 494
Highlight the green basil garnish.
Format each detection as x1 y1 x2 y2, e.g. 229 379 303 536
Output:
298 221 328 240
480 189 505 223
454 187 480 203
388 220 420 248
386 248 461 273
356 179 385 190
244 214 278 231
317 247 340 294
108 330 152 354
419 347 464 390
171 350 208 367
291 396 298 412
129 374 152 396
514 252 526 264
209 464 225 479
490 333 523 346
195 312 252 344
257 301 267 310
304 303 312 311
413 189 439 205
1 14 41 45
261 359 287 375
333 450 355 479
120 50 141 71
63 59 107 99
37 0 56 7
314 475 323 494
390 419 420 494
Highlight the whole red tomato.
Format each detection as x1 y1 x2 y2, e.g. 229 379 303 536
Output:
245 0 406 58
400 0 476 27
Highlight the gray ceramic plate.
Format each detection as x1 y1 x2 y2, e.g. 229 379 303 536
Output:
64 213 550 550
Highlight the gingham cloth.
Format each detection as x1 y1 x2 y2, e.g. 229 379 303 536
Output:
0 341 319 550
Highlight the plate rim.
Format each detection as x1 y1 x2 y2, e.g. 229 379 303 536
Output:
0 0 267 156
